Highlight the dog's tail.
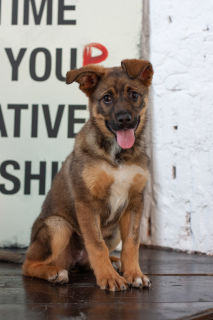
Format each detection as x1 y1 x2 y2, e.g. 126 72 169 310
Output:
0 250 25 264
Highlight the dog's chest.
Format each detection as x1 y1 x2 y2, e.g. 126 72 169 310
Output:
82 162 148 222
102 163 147 222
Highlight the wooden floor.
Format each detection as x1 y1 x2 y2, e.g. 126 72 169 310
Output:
1 247 213 320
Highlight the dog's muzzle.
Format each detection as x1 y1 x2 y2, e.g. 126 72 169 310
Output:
105 115 140 149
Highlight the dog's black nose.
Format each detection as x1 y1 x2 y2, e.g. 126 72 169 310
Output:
116 113 132 126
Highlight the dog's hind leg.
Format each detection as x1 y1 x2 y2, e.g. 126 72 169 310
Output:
22 217 73 284
23 260 69 284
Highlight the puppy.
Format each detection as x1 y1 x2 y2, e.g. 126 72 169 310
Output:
21 59 153 291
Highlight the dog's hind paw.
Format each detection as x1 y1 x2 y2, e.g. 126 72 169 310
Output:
112 259 121 273
109 256 121 273
48 269 69 284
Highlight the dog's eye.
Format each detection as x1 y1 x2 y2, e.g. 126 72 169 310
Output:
103 94 112 104
131 91 139 101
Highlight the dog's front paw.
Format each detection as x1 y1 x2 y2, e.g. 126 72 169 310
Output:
123 272 151 288
97 272 128 291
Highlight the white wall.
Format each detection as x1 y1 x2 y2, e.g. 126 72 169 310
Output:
141 0 213 254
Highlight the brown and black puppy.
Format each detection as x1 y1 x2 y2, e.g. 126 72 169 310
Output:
22 59 154 291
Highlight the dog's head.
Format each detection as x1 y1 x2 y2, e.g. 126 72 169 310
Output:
66 59 153 149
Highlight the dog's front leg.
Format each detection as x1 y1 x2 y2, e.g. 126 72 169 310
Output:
119 198 152 288
76 201 128 291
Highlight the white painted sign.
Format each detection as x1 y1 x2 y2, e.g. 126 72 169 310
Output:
0 0 142 246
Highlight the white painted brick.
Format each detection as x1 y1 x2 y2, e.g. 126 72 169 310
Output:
141 0 213 254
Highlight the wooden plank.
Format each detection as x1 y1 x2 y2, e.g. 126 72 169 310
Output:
1 248 213 319
1 247 213 275
1 303 213 320
0 275 213 304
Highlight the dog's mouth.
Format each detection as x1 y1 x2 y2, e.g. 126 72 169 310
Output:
105 117 140 149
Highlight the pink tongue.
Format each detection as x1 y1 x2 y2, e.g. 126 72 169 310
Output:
116 129 135 149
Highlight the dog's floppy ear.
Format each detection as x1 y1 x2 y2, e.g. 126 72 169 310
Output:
66 65 105 95
121 59 153 87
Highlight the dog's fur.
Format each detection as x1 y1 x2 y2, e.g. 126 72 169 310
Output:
5 59 154 291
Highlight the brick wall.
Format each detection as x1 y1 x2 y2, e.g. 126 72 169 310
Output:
141 0 213 254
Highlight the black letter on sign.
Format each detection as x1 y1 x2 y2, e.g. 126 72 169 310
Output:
31 104 38 137
8 104 28 138
24 0 52 25
5 48 27 81
12 0 18 25
0 161 20 195
8 104 28 137
71 48 77 70
56 49 65 81
56 48 77 81
42 104 65 137
24 161 46 195
68 105 86 138
51 161 59 182
30 48 51 81
58 1 76 25
0 105 7 137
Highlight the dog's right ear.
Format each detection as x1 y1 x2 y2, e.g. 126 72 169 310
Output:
121 59 153 87
66 65 105 96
